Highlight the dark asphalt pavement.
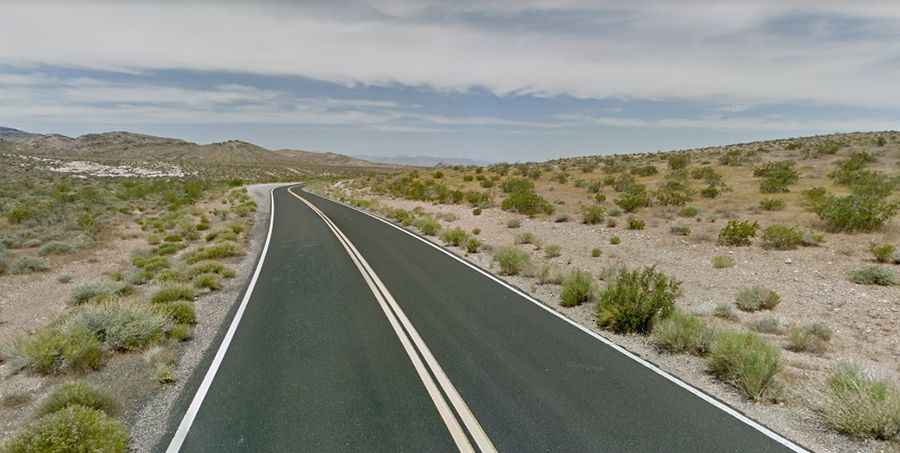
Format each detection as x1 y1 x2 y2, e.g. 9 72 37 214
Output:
166 186 803 452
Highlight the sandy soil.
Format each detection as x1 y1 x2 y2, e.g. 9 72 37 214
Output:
337 189 900 453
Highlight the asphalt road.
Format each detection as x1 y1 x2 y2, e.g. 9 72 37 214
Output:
165 186 805 453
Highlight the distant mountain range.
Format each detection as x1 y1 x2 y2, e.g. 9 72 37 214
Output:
353 154 492 167
0 127 389 168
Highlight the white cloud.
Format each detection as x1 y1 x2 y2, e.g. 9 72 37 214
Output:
1 1 900 109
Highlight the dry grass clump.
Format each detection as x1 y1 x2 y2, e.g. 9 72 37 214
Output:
822 363 900 440
734 287 781 312
786 323 833 354
707 330 782 401
651 309 715 355
493 246 530 276
596 267 680 334
2 405 128 453
560 270 594 307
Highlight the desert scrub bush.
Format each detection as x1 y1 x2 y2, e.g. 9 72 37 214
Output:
735 287 781 312
591 248 602 257
506 218 521 229
822 363 900 440
37 241 74 256
760 224 803 250
70 281 129 305
151 285 196 304
869 243 895 263
493 247 530 276
465 238 481 254
438 227 467 247
131 252 170 273
711 255 735 269
472 207 482 216
759 198 785 211
615 184 651 213
560 271 594 307
786 323 832 354
812 186 900 233
609 236 621 245
156 301 197 325
849 266 896 286
543 244 562 258
670 225 691 236
186 260 236 279
750 317 785 335
678 206 699 217
536 264 564 285
626 217 645 230
414 216 442 236
595 267 680 334
10 256 50 274
66 303 167 352
193 272 223 290
471 228 481 236
581 205 605 225
3 405 128 453
654 180 694 207
713 303 739 321
501 189 554 216
515 232 537 245
707 331 781 401
37 382 119 417
754 160 800 193
668 154 690 170
14 325 103 374
630 165 658 177
717 220 758 246
185 241 241 263
651 309 715 355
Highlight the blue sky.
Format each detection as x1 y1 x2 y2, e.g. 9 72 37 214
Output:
1 1 899 162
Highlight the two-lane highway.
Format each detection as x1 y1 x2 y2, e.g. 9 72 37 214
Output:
162 186 806 452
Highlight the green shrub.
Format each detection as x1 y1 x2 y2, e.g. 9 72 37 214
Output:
615 185 651 212
506 219 521 229
626 217 645 230
735 287 781 312
515 232 536 245
465 238 481 253
536 264 564 285
651 309 714 355
66 303 167 352
581 206 606 224
440 227 469 247
151 285 195 304
38 241 74 256
544 244 561 258
70 281 129 305
869 243 896 263
631 165 658 177
11 256 50 274
131 254 170 273
759 198 785 211
678 206 699 217
700 185 720 199
591 248 601 257
157 301 197 325
655 180 694 206
668 155 690 170
37 382 119 417
493 247 530 276
501 177 534 194
14 326 103 374
185 241 241 263
814 191 900 233
186 261 236 279
670 225 691 236
472 208 482 216
501 189 554 216
596 267 681 334
560 271 594 307
169 323 193 342
750 317 784 335
472 228 481 235
3 405 128 453
414 216 441 236
786 323 832 354
707 331 781 401
823 363 900 440
849 266 896 286
609 236 621 245
717 220 758 246
711 255 735 269
761 225 803 250
713 303 739 321
755 161 800 193
193 273 222 290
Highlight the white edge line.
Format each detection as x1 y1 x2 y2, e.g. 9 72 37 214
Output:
287 189 477 453
304 189 810 453
165 186 277 453
290 188 496 453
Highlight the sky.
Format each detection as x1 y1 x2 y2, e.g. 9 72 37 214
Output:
1 1 899 162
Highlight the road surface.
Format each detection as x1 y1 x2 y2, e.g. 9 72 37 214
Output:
162 186 805 452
